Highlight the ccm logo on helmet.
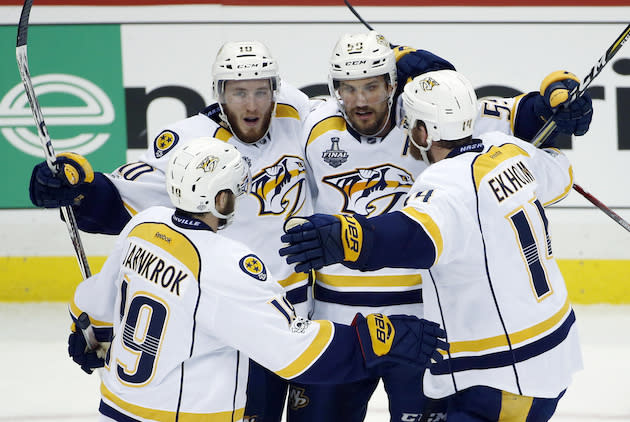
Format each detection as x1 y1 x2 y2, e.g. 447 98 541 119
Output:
345 60 367 66
237 64 260 69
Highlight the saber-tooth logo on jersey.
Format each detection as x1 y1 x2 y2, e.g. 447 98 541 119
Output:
250 155 307 216
323 164 414 215
0 74 114 158
322 137 348 168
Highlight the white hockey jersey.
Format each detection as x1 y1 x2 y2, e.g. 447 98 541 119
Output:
302 96 529 324
105 82 314 315
303 100 428 324
70 206 371 421
402 131 582 399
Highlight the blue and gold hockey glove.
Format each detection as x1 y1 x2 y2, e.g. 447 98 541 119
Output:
29 152 94 208
68 321 107 375
279 214 364 273
533 70 593 137
353 313 449 369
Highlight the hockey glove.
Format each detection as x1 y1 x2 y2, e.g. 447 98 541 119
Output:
533 70 593 137
29 152 94 208
67 320 109 375
353 313 449 369
279 214 364 273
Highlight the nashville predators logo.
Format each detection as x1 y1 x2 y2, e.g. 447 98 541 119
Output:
323 164 414 216
197 155 218 173
420 77 439 91
250 155 307 216
153 130 179 158
288 386 310 410
239 254 267 281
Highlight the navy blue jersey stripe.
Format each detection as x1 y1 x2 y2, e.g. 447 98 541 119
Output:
286 283 309 305
99 400 140 422
314 283 422 307
431 310 576 375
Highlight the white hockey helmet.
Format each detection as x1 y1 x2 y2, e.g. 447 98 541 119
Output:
212 40 280 102
166 137 251 227
328 31 398 134
401 70 478 163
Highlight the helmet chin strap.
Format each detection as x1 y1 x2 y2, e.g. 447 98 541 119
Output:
408 131 434 166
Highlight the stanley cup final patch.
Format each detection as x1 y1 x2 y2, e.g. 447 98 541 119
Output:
239 254 268 281
154 130 179 158
322 137 348 168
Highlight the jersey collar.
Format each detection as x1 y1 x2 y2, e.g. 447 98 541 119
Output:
172 210 214 232
445 139 485 159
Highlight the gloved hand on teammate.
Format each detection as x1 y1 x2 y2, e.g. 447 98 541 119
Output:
279 214 369 273
353 313 449 369
29 152 94 208
67 320 110 375
533 70 593 137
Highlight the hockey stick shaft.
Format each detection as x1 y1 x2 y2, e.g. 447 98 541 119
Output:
17 0 91 280
573 183 630 233
17 0 97 345
17 0 97 347
344 5 629 233
531 23 630 148
77 312 100 351
344 0 373 30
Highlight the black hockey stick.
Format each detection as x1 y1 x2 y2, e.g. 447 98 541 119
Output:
16 0 92 279
573 184 630 232
344 0 374 30
531 23 630 147
530 23 630 233
17 0 98 346
343 4 630 233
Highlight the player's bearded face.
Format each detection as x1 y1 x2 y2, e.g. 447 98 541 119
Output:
222 79 274 144
337 76 393 136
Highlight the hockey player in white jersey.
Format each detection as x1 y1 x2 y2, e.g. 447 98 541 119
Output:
294 30 592 422
291 30 456 422
30 41 313 422
280 70 584 421
66 137 449 422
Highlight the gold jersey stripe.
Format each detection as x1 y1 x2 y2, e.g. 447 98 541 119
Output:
278 271 309 288
306 116 346 146
446 297 571 355
275 103 300 119
473 144 530 191
123 201 138 216
275 320 333 379
393 45 416 61
68 300 112 327
401 207 444 264
315 272 422 287
542 149 573 206
213 127 233 142
101 383 245 421
128 223 200 279
499 390 534 421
